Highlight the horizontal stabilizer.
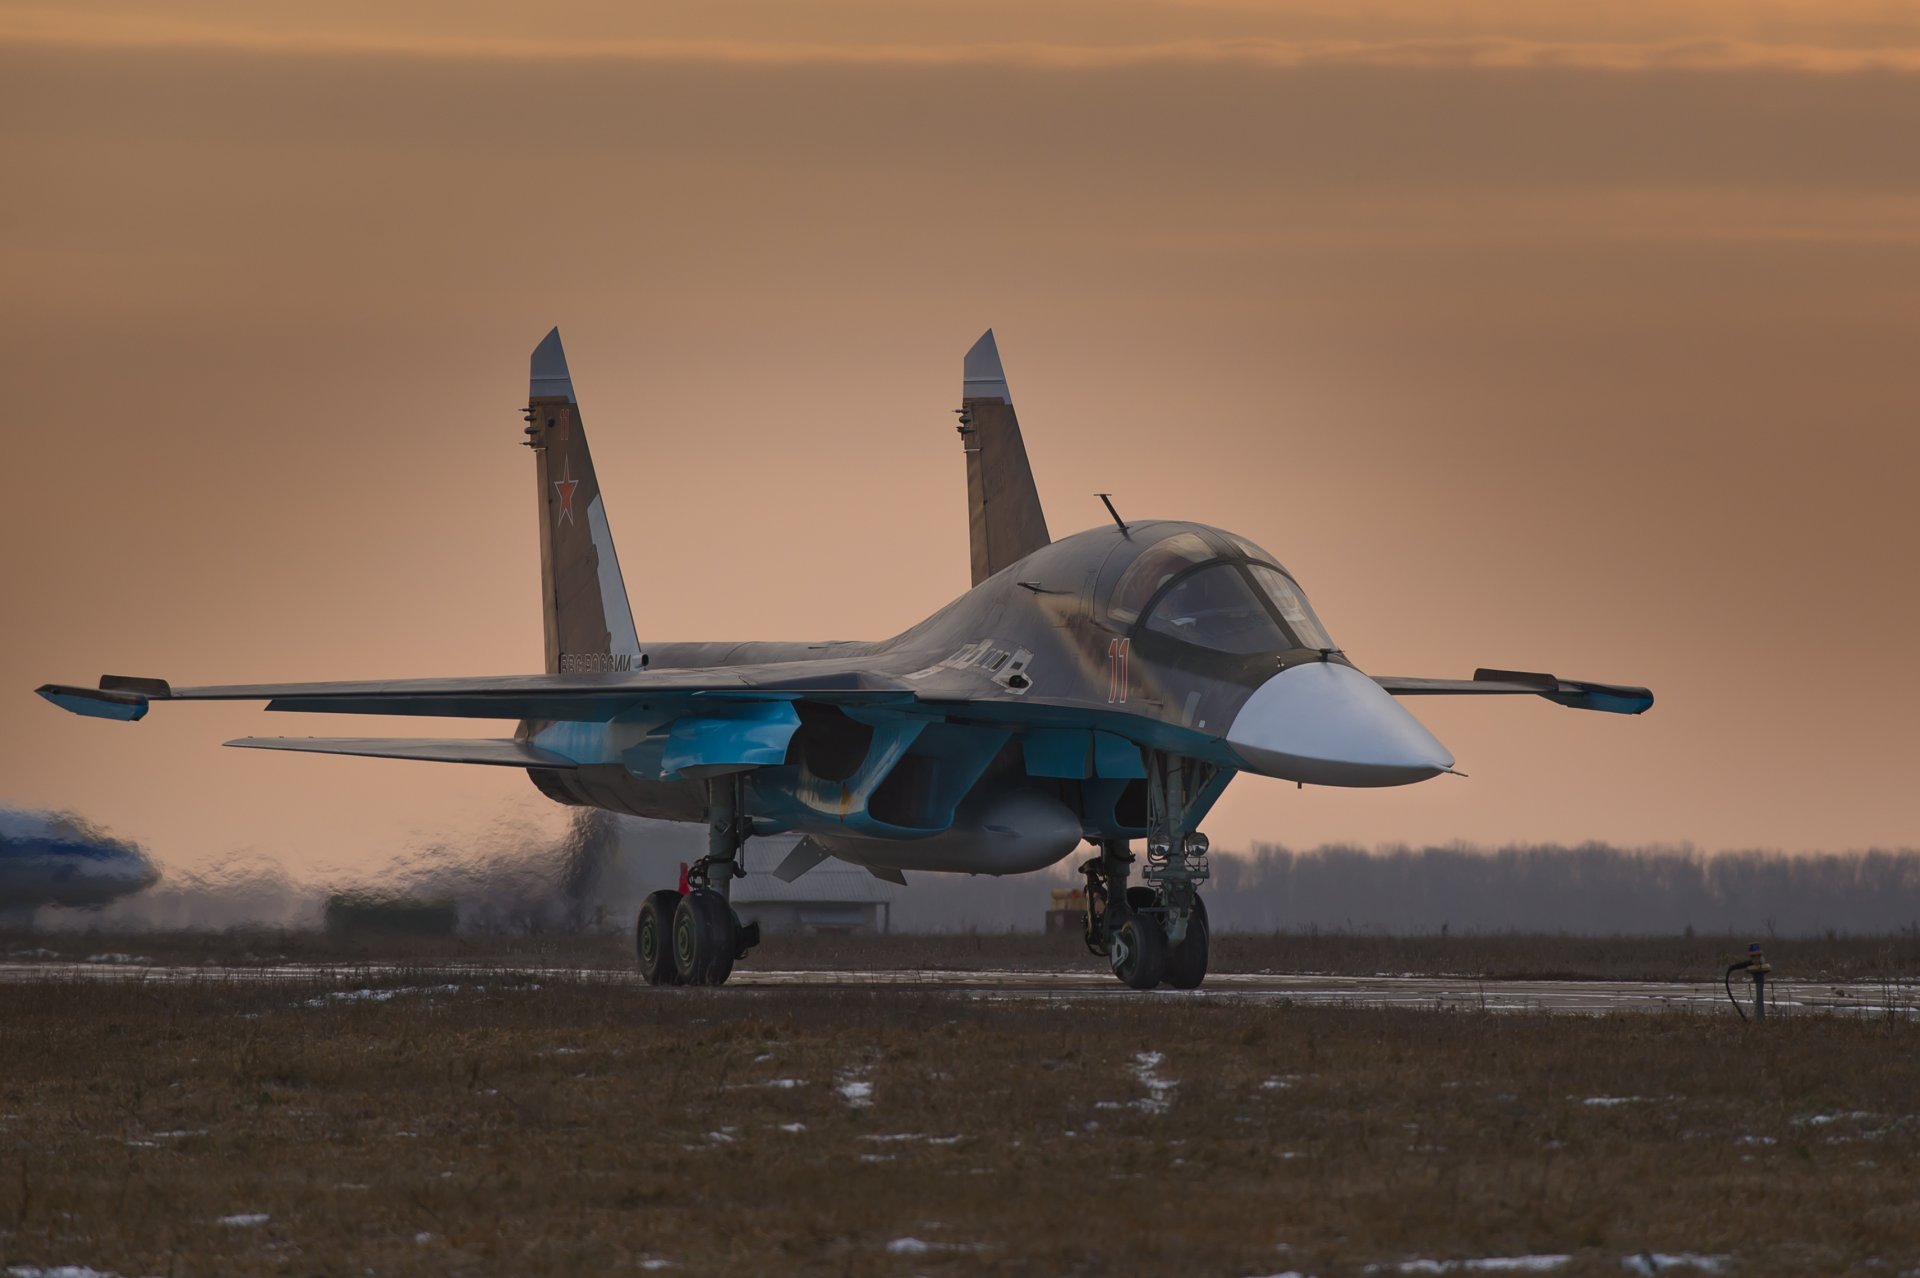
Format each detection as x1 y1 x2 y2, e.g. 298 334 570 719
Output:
224 737 581 768
1372 668 1653 715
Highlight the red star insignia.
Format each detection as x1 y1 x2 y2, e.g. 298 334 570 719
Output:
554 460 580 525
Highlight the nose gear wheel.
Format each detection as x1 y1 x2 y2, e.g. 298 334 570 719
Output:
1163 893 1210 989
1110 911 1168 990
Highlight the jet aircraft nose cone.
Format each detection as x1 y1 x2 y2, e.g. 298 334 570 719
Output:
1225 662 1453 787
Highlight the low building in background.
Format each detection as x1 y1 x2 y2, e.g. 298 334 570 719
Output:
324 892 457 938
1045 887 1085 935
731 863 903 935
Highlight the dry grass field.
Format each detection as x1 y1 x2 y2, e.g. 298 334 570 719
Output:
2 969 1917 1277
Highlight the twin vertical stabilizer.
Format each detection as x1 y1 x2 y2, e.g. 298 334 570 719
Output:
526 328 643 675
959 330 1051 585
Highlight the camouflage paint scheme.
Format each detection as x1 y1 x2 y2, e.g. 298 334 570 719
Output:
38 330 1651 881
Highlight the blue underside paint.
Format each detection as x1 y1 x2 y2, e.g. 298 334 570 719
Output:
660 701 802 776
38 689 147 722
1023 728 1092 778
1550 689 1656 715
1022 728 1148 779
1092 731 1147 779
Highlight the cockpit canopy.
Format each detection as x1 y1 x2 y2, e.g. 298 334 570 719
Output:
1103 526 1334 655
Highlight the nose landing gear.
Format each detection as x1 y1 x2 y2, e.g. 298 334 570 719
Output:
1081 752 1216 991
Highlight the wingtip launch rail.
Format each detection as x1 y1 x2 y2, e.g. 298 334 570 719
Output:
1371 668 1654 715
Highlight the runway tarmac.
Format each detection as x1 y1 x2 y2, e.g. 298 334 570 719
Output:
3 959 1914 1016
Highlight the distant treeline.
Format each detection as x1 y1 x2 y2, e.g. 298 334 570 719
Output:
892 843 1920 937
40 821 1920 939
1201 844 1920 937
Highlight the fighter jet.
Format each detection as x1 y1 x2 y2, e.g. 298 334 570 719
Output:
0 809 160 929
38 330 1651 988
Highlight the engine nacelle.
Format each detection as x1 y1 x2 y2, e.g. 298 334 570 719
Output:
816 788 1082 876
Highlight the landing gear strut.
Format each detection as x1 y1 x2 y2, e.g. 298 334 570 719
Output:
1080 752 1216 990
636 775 761 986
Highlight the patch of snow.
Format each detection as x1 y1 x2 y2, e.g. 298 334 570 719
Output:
1794 1111 1877 1126
1373 1258 1569 1274
1132 1052 1177 1114
639 1260 674 1272
884 1237 978 1255
775 1122 806 1134
1581 1096 1645 1107
7 1267 126 1278
860 1133 928 1143
1619 1255 1728 1275
837 1076 873 1109
414 1232 433 1244
1735 1135 1776 1146
216 1213 270 1227
83 954 148 965
706 1130 736 1143
124 1140 157 1148
1260 1077 1294 1091
302 983 466 1008
858 1153 894 1163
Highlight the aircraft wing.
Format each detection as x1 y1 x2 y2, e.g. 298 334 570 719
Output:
36 664 916 724
223 737 583 767
1370 668 1653 715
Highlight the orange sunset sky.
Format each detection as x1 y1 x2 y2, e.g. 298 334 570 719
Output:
2 1 1916 880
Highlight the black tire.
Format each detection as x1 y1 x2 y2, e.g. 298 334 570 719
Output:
1164 895 1210 990
636 890 683 986
1110 911 1168 990
673 889 736 986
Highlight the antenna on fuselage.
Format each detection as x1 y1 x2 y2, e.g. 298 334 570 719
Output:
1096 493 1130 538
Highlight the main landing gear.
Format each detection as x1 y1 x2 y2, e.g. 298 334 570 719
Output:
1080 750 1216 990
636 776 761 987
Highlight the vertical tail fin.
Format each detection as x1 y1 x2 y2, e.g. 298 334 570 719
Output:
957 330 1050 586
525 328 643 674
